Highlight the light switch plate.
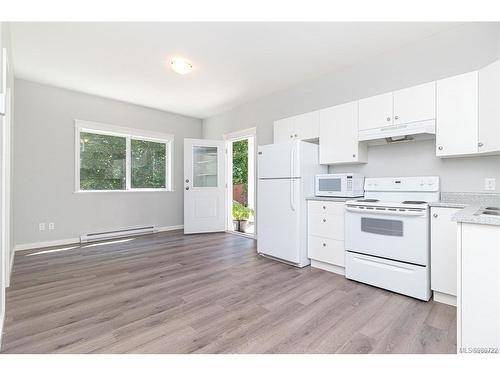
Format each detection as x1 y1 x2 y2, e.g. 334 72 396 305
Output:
48 222 55 230
39 223 46 231
485 178 496 191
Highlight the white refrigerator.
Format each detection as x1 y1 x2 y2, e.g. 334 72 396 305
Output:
257 141 327 267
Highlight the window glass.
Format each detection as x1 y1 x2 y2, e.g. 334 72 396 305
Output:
131 139 166 189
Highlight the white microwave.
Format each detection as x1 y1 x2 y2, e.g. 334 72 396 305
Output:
315 173 364 198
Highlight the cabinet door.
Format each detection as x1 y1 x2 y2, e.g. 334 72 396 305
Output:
460 224 500 349
393 81 436 125
273 117 294 143
319 102 367 164
358 92 394 131
436 71 478 157
294 111 320 141
430 207 460 296
479 59 500 154
308 236 345 267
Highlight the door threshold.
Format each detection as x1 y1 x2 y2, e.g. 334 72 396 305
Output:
226 230 256 240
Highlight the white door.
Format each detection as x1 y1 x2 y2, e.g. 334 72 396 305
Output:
258 142 300 179
257 178 300 264
358 92 394 131
479 59 500 154
273 117 294 143
319 101 366 164
436 71 478 157
184 139 225 234
430 207 460 296
393 81 436 125
294 111 320 141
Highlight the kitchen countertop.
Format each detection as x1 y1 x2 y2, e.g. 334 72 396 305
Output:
306 196 354 202
429 192 500 226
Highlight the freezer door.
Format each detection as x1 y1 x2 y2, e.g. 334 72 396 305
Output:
257 178 301 264
258 142 300 179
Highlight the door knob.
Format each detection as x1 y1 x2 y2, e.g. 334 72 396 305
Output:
322 206 326 210
478 142 484 147
185 179 190 183
185 187 190 191
386 117 391 121
290 135 293 138
433 213 438 218
322 218 326 222
322 243 326 247
438 146 443 151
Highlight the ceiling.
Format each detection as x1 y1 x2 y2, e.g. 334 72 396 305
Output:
10 22 461 119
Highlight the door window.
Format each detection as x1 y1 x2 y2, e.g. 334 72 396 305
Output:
193 146 218 187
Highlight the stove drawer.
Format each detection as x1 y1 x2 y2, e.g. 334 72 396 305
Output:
308 235 345 267
345 251 431 301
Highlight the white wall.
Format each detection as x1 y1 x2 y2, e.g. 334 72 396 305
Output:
13 79 202 247
203 23 500 193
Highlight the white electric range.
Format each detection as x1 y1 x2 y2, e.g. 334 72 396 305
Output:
344 176 440 301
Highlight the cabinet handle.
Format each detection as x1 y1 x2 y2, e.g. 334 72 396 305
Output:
438 146 443 151
352 154 356 158
185 179 190 183
185 187 190 190
322 206 326 210
433 213 438 218
478 142 484 147
322 218 326 222
322 243 326 247
290 135 293 138
395 115 399 120
386 117 391 122
294 134 298 138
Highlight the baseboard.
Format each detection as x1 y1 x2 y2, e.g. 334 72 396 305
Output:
13 224 185 252
311 259 345 276
433 291 457 306
14 237 80 252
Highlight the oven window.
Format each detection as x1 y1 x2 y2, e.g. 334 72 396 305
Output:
319 178 341 192
361 217 403 237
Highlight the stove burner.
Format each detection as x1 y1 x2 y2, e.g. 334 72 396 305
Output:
402 200 427 205
356 199 379 202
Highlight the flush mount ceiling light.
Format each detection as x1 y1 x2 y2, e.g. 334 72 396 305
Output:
170 58 193 75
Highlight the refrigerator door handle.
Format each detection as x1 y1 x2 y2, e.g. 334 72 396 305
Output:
290 146 296 211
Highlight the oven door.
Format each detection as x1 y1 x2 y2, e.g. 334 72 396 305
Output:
316 176 346 197
345 206 429 266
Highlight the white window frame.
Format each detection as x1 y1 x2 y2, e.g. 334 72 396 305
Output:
75 119 174 193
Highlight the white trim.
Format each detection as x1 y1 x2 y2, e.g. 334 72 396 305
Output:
223 127 257 237
311 260 346 276
75 119 174 193
433 291 457 306
0 309 4 352
13 225 184 252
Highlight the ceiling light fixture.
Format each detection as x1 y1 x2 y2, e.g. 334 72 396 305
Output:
170 58 193 75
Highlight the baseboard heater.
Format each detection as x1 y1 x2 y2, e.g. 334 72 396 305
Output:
80 226 157 243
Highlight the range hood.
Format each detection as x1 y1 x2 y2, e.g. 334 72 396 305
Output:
358 119 436 145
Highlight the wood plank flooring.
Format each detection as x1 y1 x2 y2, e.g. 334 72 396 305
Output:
1 231 456 354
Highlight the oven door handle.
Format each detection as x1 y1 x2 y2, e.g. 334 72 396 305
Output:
345 206 426 217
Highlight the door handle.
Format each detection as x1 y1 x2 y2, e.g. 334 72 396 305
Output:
185 187 190 190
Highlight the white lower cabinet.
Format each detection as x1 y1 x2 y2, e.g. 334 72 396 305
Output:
307 200 345 275
458 223 500 352
430 207 460 306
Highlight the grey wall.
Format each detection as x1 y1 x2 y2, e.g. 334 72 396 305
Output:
14 79 202 246
203 22 500 193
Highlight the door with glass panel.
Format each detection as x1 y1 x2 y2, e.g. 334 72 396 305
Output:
184 139 225 234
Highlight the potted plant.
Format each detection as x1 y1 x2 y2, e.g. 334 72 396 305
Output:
232 201 254 232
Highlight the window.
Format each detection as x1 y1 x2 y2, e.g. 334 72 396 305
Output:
75 120 173 192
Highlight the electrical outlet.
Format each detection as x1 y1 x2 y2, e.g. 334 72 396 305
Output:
485 178 496 191
39 223 46 231
48 222 55 230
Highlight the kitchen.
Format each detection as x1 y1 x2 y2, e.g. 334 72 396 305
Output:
257 58 500 353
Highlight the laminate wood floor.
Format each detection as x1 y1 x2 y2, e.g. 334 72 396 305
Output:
1 231 456 354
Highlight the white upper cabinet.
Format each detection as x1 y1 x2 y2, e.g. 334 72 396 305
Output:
273 117 295 143
479 59 500 154
358 92 394 131
294 111 320 141
319 101 367 165
393 82 436 125
273 111 319 143
436 71 479 157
